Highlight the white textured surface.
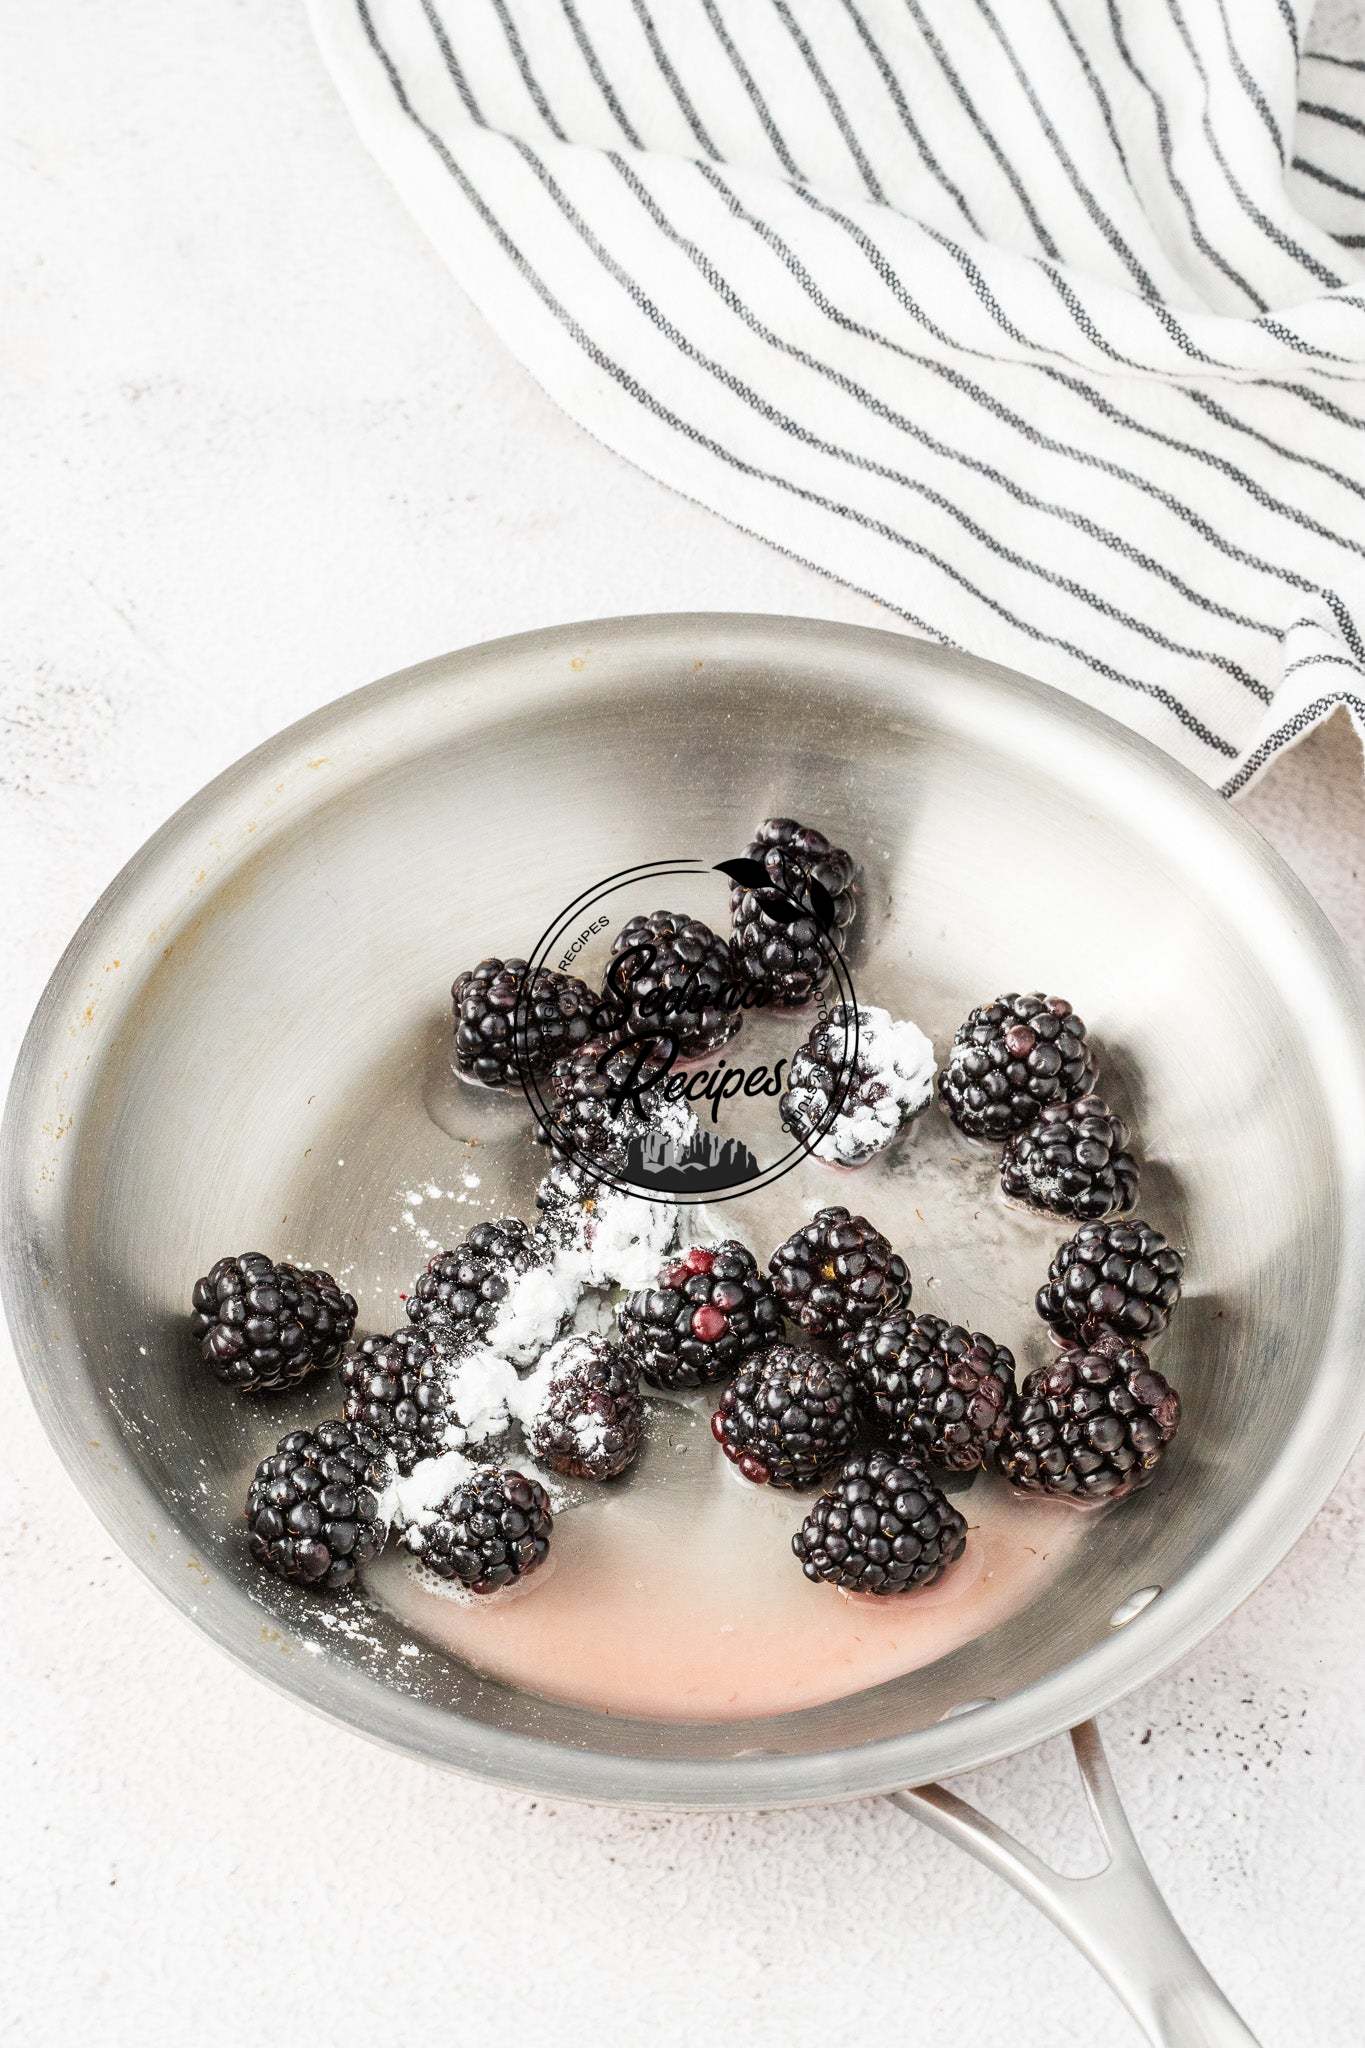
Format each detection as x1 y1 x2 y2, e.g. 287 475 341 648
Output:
2 5 1364 2044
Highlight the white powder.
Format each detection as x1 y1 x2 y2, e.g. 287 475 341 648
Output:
787 1004 937 1168
509 1330 610 1424
575 1181 678 1291
440 1343 520 1449
402 1209 443 1252
378 1446 477 1531
385 1103 693 1532
998 1178 1068 1218
487 1258 581 1364
568 1290 619 1338
569 1409 610 1455
378 1438 568 1535
512 1334 623 1471
652 1096 701 1151
508 1351 556 1433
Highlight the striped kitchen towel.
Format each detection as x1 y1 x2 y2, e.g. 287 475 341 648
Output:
310 0 1365 793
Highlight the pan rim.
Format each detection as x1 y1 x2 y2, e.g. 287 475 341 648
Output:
5 609 1365 1808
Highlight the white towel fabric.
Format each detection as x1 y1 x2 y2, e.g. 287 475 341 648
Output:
310 0 1365 793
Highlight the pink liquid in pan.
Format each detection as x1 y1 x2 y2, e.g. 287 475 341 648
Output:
372 1398 1085 1722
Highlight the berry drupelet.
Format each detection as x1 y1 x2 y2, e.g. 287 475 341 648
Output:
603 909 740 1058
793 1452 967 1595
245 1420 389 1590
767 1207 910 1357
191 1252 356 1395
1036 1219 1184 1346
404 1467 553 1593
729 817 858 1008
854 1313 1016 1472
406 1217 541 1349
711 1343 860 1487
938 993 1098 1141
523 1334 645 1482
451 957 597 1089
618 1241 784 1391
999 1337 1181 1503
1000 1094 1138 1222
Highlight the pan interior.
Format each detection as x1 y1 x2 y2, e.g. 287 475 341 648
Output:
7 617 1361 1797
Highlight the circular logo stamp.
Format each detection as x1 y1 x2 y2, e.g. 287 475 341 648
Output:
517 855 860 1205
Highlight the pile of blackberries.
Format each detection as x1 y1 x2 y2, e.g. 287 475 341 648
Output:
188 823 1193 1618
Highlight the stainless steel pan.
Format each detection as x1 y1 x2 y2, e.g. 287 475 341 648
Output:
6 614 1364 2046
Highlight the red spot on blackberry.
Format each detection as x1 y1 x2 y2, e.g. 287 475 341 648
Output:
619 1240 782 1391
666 1244 717 1287
691 1303 728 1342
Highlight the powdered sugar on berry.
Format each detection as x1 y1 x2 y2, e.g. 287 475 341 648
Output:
573 1179 678 1291
511 1335 612 1454
487 1258 581 1364
440 1344 519 1449
378 1441 570 1535
783 1004 936 1167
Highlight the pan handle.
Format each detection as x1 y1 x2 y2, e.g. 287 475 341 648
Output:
891 1720 1259 2047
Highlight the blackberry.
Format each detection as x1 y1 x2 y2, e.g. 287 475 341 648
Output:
533 1035 670 1164
1000 1094 1138 1222
793 1452 967 1595
780 1003 936 1167
767 1207 910 1357
938 994 1098 1141
191 1253 356 1395
451 957 597 1089
245 1420 389 1590
1000 1337 1181 1503
524 1334 645 1482
1036 1219 1184 1346
854 1313 1015 1472
340 1327 508 1472
618 1241 784 1391
603 910 739 1058
406 1217 541 1348
534 1156 604 1243
341 1328 446 1472
711 1343 860 1487
729 817 858 1008
404 1467 553 1593
533 1158 677 1290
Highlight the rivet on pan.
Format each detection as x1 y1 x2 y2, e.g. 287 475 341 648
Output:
1110 1585 1161 1628
940 1697 995 1720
